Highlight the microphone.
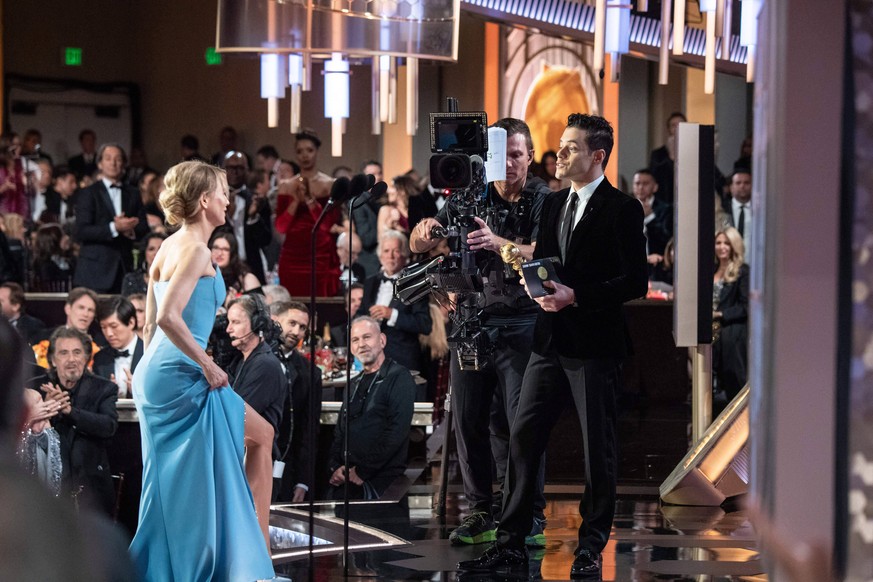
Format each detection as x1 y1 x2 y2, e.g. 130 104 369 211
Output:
349 173 371 199
327 176 351 205
229 330 256 342
349 175 386 209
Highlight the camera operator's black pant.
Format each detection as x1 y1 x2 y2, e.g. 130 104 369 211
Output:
451 317 546 520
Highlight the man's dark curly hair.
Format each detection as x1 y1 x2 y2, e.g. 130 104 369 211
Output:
566 113 615 170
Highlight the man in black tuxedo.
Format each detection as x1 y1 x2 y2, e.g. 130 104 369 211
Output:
459 114 648 579
73 144 148 294
270 300 322 502
29 326 119 516
632 168 673 276
356 230 432 373
67 129 98 181
93 296 143 397
0 282 47 344
648 111 686 206
41 165 79 229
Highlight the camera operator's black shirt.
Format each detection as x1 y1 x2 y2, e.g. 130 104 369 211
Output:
434 173 552 317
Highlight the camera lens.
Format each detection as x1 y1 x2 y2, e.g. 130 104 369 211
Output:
429 153 472 190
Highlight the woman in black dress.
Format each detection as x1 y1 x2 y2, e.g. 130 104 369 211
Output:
712 226 749 412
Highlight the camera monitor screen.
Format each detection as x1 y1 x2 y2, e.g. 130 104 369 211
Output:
429 112 488 154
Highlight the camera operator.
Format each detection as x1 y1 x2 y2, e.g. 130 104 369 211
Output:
225 294 286 459
410 117 552 547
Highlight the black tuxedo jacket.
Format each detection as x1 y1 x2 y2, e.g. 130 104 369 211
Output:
276 349 322 496
30 371 119 515
357 274 432 372
533 180 648 359
11 312 48 345
73 181 147 292
91 337 144 383
645 198 673 256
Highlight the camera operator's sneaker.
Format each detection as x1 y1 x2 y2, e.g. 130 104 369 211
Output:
525 516 547 547
449 511 497 545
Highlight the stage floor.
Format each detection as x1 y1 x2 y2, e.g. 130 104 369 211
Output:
267 478 766 581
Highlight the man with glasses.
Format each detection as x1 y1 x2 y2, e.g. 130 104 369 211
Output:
327 316 415 500
217 150 272 284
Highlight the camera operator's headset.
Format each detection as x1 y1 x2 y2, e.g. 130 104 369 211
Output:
247 294 272 339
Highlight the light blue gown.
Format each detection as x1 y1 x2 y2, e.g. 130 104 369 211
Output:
130 270 274 581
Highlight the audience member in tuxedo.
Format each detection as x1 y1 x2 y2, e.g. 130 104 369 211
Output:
712 227 749 414
263 284 292 306
726 168 753 256
121 231 165 297
0 282 46 344
411 117 551 547
31 223 75 292
30 158 53 223
270 300 322 502
93 296 143 397
214 151 272 285
209 231 261 307
360 160 385 215
0 132 29 219
32 288 100 369
128 293 146 339
632 169 673 277
39 165 78 229
29 327 118 516
67 129 97 182
649 111 686 205
357 230 432 373
210 126 250 167
330 282 364 350
337 230 366 292
460 113 648 578
180 134 204 162
224 295 287 460
328 316 415 500
72 144 148 293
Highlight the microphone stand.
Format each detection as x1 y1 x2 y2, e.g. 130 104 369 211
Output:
307 196 338 578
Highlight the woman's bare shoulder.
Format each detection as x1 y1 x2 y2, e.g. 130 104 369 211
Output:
152 236 214 283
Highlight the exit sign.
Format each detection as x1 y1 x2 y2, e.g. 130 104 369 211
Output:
205 47 223 66
64 47 83 66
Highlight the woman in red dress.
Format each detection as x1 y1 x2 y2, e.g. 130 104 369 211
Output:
275 131 341 297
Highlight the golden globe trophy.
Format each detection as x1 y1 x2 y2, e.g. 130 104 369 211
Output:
500 242 524 274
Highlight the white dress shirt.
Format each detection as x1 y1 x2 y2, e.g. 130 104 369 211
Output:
375 273 400 327
561 174 605 242
113 335 138 396
103 177 124 238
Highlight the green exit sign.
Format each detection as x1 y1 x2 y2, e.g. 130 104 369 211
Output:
205 47 223 66
64 47 83 66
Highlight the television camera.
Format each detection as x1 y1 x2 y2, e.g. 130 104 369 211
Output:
394 99 498 370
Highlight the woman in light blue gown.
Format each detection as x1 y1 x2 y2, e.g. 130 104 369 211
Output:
130 161 275 581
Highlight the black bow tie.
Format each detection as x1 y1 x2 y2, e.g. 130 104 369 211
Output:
108 183 123 189
113 349 130 358
381 274 396 283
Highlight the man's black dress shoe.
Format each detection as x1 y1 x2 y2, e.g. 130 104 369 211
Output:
570 549 602 579
457 543 528 571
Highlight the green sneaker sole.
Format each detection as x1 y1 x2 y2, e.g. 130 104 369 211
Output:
525 533 546 547
449 528 497 545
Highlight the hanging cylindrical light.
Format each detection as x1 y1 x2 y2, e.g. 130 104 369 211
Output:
388 57 398 124
720 0 733 59
593 0 607 73
379 55 390 123
673 0 686 55
704 11 716 94
288 54 303 133
659 0 672 84
637 0 649 11
261 53 286 128
605 0 631 83
406 58 419 136
324 52 350 157
740 0 761 82
371 58 381 135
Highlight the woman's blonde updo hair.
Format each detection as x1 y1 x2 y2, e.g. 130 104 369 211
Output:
159 161 225 226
